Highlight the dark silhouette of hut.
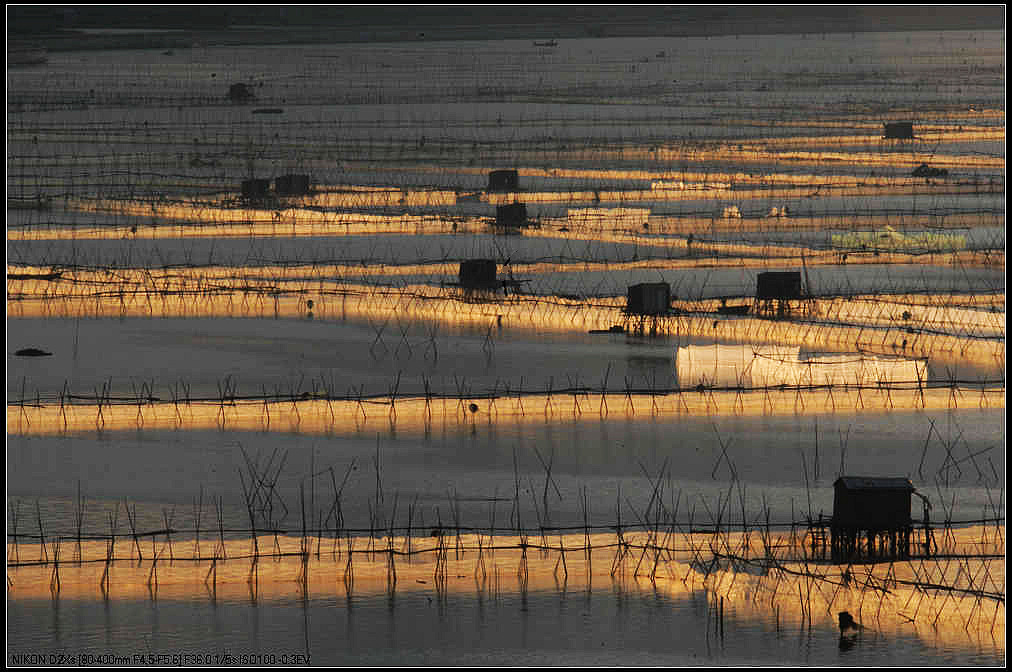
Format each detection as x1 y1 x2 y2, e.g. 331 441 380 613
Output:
458 259 497 291
755 271 802 317
626 282 671 316
830 476 915 563
228 82 254 103
623 282 671 334
495 202 527 228
275 174 311 196
488 169 519 192
241 178 270 200
883 121 914 140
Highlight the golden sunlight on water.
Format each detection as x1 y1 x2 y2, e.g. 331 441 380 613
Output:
7 526 1003 656
5 16 1005 666
7 273 1003 369
7 386 1004 437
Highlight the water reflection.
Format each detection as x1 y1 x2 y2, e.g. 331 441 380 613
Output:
8 584 1002 666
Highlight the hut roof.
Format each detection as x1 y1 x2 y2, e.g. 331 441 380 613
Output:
834 476 914 491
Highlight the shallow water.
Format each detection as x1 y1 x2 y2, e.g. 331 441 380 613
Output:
7 406 1004 538
7 585 1004 666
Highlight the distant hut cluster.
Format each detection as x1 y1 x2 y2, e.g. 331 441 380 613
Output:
241 174 313 201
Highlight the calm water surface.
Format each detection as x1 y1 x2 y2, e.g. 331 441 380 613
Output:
7 586 1004 666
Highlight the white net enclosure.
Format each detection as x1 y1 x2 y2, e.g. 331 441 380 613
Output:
675 345 928 388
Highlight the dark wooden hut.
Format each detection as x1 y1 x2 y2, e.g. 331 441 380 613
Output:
755 271 802 317
626 282 671 316
228 82 254 103
241 178 270 200
488 169 519 192
830 476 915 563
495 202 527 228
883 121 914 140
275 174 311 196
459 259 498 290
757 271 802 301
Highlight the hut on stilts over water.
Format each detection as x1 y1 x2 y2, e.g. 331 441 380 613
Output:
829 476 932 563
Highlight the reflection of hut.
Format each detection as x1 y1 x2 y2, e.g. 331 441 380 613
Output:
911 163 948 178
241 178 270 199
755 271 802 317
228 82 254 103
626 282 671 316
488 169 519 192
883 121 914 140
459 259 498 290
495 202 527 228
275 174 311 196
830 477 915 563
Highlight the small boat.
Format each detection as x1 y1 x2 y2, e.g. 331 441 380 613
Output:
533 40 558 47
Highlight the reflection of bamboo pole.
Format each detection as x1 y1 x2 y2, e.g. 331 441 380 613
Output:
50 539 61 596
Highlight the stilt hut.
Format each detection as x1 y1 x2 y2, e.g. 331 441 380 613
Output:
275 174 311 196
459 259 498 291
241 178 270 200
228 82 254 103
626 282 671 316
488 169 519 192
495 203 527 228
623 282 671 334
830 476 915 563
883 121 914 140
755 271 802 317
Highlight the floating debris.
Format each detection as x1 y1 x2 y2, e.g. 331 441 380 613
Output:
911 163 949 178
15 348 52 357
